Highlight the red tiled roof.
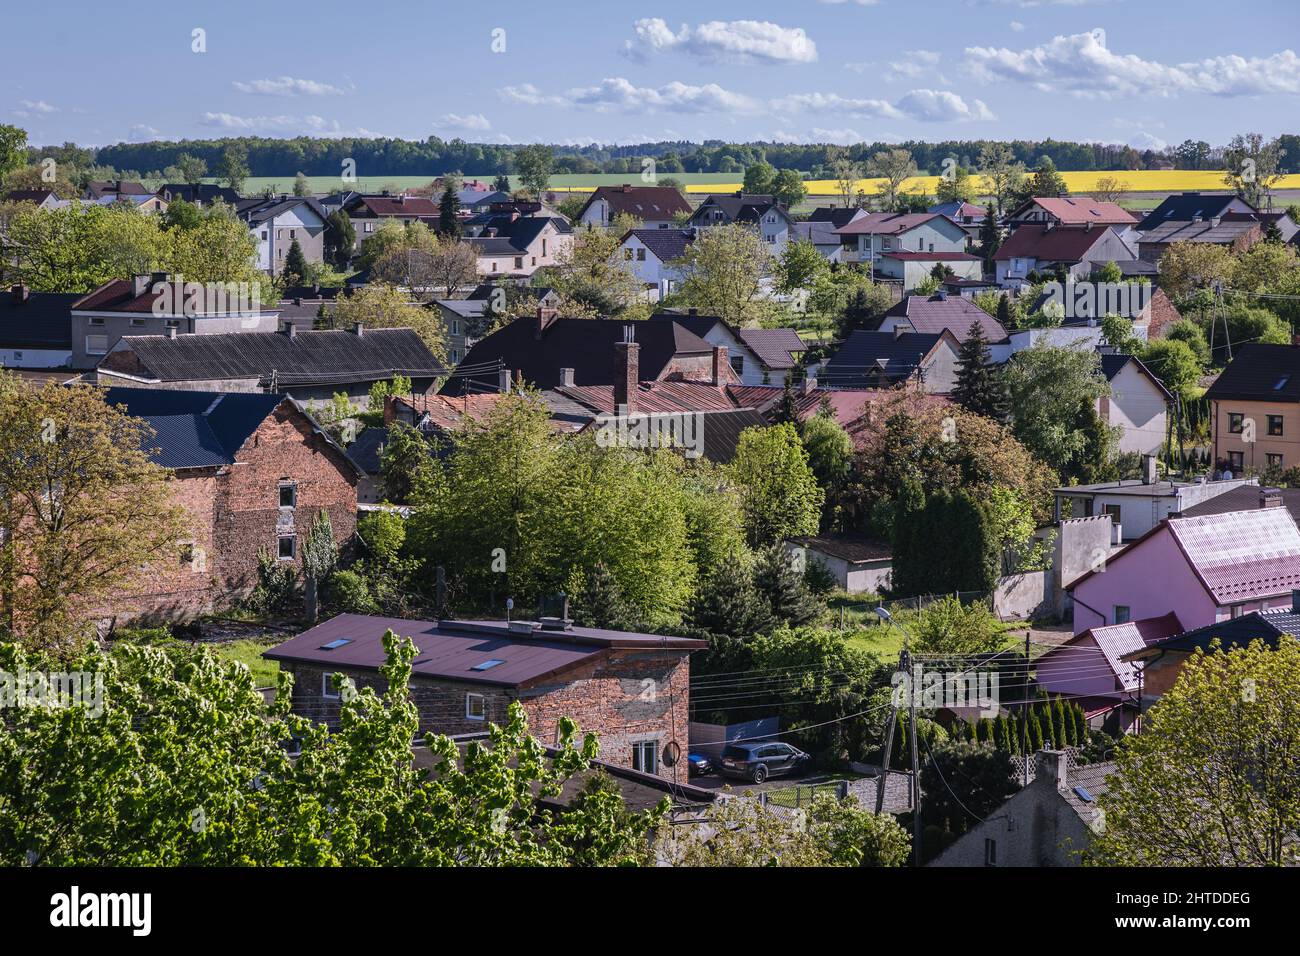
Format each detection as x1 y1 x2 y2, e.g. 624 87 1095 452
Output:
993 224 1113 262
582 185 691 221
354 195 440 218
1054 612 1183 692
1013 197 1137 226
557 380 737 415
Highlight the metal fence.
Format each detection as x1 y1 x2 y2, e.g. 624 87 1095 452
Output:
759 779 850 809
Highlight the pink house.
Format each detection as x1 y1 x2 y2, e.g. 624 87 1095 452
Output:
1035 611 1182 732
1067 507 1300 635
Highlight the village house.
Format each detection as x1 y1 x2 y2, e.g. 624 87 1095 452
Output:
466 213 572 278
788 217 853 264
834 212 979 288
0 286 78 369
342 192 441 253
650 312 807 386
1006 197 1137 234
930 751 1112 867
784 535 893 594
156 183 242 207
1035 611 1183 733
819 328 961 393
99 387 360 622
1135 214 1264 262
877 293 1010 352
1098 353 1172 455
1066 506 1300 635
993 223 1137 289
83 179 152 201
577 184 692 229
1204 342 1300 475
236 195 328 276
1122 601 1300 700
687 192 793 254
68 274 282 369
91 324 446 407
1134 192 1258 234
2 188 61 209
264 612 707 782
617 228 695 298
441 313 739 395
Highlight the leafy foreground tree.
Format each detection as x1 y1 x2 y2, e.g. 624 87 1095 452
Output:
1088 637 1300 867
0 632 663 865
664 791 909 867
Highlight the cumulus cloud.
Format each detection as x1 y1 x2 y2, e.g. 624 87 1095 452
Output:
621 18 817 65
129 124 162 141
966 28 1300 98
1128 131 1168 151
771 127 865 145
436 112 491 132
500 78 762 114
12 99 58 118
772 89 993 122
232 76 348 97
1009 20 1025 31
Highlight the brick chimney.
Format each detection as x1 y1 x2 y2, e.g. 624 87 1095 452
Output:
893 325 907 339
615 330 640 413
1035 750 1068 790
535 306 559 338
711 344 728 385
801 373 818 395
1262 487 1283 509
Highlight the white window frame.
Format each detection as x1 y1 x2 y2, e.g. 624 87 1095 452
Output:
322 672 339 700
632 739 659 774
465 692 486 721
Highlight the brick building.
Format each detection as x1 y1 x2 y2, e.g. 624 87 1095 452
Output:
264 614 707 782
101 387 361 622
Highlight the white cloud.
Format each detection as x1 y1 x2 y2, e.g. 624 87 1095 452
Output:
500 78 762 114
436 112 491 132
886 49 941 79
1009 20 1025 31
771 127 865 145
1128 131 1168 151
129 124 162 141
966 28 1300 98
232 76 348 97
772 89 994 122
621 18 817 65
12 99 58 118
200 112 382 136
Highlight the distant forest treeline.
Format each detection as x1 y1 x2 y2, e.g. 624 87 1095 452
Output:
27 134 1300 179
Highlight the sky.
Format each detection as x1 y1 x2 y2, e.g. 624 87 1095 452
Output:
5 0 1300 151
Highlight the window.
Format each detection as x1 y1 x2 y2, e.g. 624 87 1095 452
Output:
514 257 523 270
730 355 744 376
89 316 105 326
261 231 268 240
130 317 145 327
984 838 997 867
365 222 375 233
1269 453 1284 468
279 482 296 508
1101 504 1121 525
85 334 109 355
465 693 485 720
451 349 459 363
1229 413 1244 434
636 248 646 261
1269 415 1284 436
1228 451 1244 471
322 673 339 700
1114 605 1131 625
12 351 22 362
277 535 296 560
632 740 658 774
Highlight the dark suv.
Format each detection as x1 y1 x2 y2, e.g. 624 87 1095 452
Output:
718 742 811 783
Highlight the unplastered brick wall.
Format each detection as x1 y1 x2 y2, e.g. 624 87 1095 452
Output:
109 405 357 624
282 647 694 781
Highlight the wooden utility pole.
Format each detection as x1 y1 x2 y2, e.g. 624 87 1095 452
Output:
1022 631 1031 786
875 648 905 814
905 644 922 866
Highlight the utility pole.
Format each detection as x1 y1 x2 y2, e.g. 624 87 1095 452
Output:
875 606 921 865
875 647 904 814
1023 630 1031 787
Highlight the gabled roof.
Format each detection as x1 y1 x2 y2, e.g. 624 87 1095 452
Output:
467 216 570 255
556 379 737 415
3 188 58 204
790 220 843 246
885 294 1009 343
788 535 892 563
237 195 328 226
735 329 808 371
1136 217 1261 246
1132 611 1290 658
456 189 511 208
1075 507 1300 606
691 193 786 225
929 200 986 220
993 223 1114 263
440 317 716 396
156 183 242 205
835 212 952 236
264 614 705 689
1045 612 1183 693
71 278 275 315
1136 193 1255 232
1009 197 1136 226
1179 487 1300 525
820 331 951 388
0 291 78 350
622 228 694 262
345 194 440 218
806 207 868 228
85 180 151 197
1203 343 1300 403
98 328 446 388
1099 353 1174 401
580 184 691 221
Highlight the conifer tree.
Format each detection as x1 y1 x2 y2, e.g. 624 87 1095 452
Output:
438 183 461 238
687 551 773 640
573 561 637 630
952 321 1011 424
772 372 801 428
753 544 823 627
283 238 308 285
996 292 1014 332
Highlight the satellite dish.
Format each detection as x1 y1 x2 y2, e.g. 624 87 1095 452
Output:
662 741 681 767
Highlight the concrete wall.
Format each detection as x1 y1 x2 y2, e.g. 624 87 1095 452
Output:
688 717 780 759
994 570 1053 620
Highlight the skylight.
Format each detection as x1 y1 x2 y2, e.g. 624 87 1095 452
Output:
472 659 505 671
319 638 352 650
1276 376 1290 391
1073 785 1094 803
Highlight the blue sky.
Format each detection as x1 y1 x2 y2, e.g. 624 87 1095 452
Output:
5 0 1299 150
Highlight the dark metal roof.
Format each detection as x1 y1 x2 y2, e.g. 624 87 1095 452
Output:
1179 487 1300 524
624 228 694 262
1141 611 1290 656
1203 343 1300 403
885 295 1009 343
788 535 892 563
1099 353 1174 400
441 317 713 396
821 331 947 388
1136 193 1251 232
99 327 446 388
156 183 242 205
993 223 1112 262
101 387 287 469
0 291 77 350
264 613 706 689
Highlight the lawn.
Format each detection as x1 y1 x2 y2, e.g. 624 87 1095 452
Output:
823 592 1029 661
209 637 282 688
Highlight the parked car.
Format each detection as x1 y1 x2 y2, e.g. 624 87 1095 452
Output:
687 752 712 776
717 742 811 783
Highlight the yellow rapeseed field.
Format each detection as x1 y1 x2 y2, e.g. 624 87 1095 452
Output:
683 170 1300 197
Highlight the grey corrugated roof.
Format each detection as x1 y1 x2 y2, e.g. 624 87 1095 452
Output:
100 328 445 387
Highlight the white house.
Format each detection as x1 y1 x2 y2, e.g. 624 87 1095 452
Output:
618 229 694 299
834 212 980 289
1099 353 1172 456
